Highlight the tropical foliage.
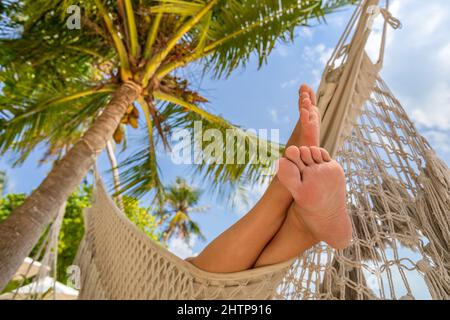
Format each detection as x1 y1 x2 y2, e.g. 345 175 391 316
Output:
123 194 161 242
159 177 207 242
0 0 354 201
0 0 356 289
0 175 206 285
0 185 160 284
0 187 88 284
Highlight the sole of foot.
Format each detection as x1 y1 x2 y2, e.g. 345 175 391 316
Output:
277 145 352 250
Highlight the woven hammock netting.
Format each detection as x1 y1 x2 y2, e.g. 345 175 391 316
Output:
276 0 450 300
5 0 449 300
277 74 450 300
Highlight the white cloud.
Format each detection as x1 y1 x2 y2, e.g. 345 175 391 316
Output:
364 0 450 137
437 42 450 73
369 0 449 60
269 109 279 123
403 2 446 48
310 68 323 88
327 14 346 29
409 77 450 131
268 106 291 124
298 27 314 39
420 129 450 157
168 236 197 259
301 43 333 87
276 45 290 57
280 78 299 89
303 43 333 66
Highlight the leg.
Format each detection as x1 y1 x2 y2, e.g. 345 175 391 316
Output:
190 85 320 273
255 146 352 267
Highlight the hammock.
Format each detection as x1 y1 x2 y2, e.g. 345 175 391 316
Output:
74 176 293 299
276 0 450 300
12 0 449 300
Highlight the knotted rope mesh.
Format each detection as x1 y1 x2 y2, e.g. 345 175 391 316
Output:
276 0 450 300
277 75 450 300
75 179 293 300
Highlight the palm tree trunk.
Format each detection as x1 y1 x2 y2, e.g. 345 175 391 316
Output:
106 140 124 211
0 81 141 290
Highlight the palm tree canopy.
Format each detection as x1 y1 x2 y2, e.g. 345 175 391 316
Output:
0 0 356 201
160 177 207 241
165 177 202 211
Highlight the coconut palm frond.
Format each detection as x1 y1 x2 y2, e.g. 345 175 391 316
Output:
117 127 165 207
206 0 357 77
157 0 357 79
0 79 113 164
159 177 207 242
155 99 283 200
0 0 352 201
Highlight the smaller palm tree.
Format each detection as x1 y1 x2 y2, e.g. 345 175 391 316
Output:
159 178 208 242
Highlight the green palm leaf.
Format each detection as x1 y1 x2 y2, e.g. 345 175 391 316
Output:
156 0 356 79
0 0 351 201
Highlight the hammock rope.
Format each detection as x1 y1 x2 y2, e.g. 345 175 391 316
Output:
5 0 449 300
72 173 294 299
276 0 450 299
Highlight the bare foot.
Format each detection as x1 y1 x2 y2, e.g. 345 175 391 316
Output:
284 84 320 150
277 146 352 249
298 84 320 147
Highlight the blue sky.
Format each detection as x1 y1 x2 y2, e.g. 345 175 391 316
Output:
1 0 449 273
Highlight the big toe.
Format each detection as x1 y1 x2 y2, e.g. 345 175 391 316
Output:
285 145 300 161
299 84 310 95
285 146 306 171
299 84 316 105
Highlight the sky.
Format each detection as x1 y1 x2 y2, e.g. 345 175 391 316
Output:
0 0 449 298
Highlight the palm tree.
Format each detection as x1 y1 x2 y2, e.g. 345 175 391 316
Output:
159 177 207 242
0 0 355 289
105 140 124 210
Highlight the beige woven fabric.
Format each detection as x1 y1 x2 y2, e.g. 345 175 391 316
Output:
75 179 294 300
275 0 450 300
73 0 450 300
277 74 450 300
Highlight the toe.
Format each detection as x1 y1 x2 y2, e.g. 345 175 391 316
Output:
307 86 317 105
320 148 331 162
302 97 312 110
300 109 310 127
310 147 323 163
300 92 310 102
300 84 309 95
285 145 300 160
285 146 305 171
300 84 316 105
299 146 315 165
299 85 309 109
309 109 319 123
299 94 311 111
